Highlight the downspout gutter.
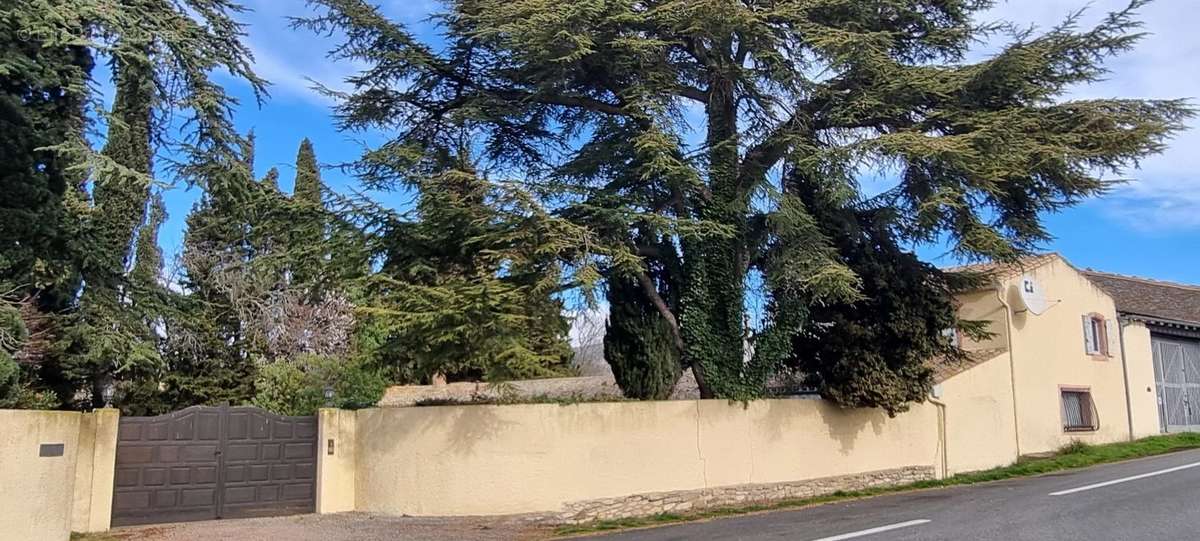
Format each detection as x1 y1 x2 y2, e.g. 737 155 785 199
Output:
1117 314 1135 440
928 395 949 479
996 285 1022 457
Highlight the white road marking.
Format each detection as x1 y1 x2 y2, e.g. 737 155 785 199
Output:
1049 461 1200 496
808 519 931 541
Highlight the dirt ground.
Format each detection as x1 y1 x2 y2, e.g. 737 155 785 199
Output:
78 513 557 541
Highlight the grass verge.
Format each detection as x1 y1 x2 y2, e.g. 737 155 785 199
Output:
554 432 1200 537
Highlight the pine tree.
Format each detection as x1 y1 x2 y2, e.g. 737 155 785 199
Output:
356 159 586 383
303 0 1192 403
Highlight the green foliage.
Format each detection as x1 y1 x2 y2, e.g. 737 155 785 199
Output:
302 0 1189 407
355 164 590 383
0 350 17 402
252 361 320 416
785 179 969 415
252 355 387 416
604 276 681 400
0 12 91 312
289 138 327 285
1 0 266 409
0 302 57 409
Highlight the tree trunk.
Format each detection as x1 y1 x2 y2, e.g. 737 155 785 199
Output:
680 74 748 399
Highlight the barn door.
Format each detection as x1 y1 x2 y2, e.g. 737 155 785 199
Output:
1154 336 1200 433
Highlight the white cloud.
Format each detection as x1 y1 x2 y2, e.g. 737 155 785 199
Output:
979 0 1200 230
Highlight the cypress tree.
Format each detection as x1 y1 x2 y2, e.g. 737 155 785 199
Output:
290 138 326 285
130 194 168 301
4 0 266 408
93 41 155 279
293 138 322 205
63 40 161 407
604 275 681 400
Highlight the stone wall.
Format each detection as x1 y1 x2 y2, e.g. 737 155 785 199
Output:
555 466 935 523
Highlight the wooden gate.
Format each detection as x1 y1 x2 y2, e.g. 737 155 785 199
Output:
111 406 317 526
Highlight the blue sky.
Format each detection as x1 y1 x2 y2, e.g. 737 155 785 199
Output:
151 0 1199 285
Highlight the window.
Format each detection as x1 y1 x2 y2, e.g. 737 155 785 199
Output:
1061 389 1098 432
1082 314 1109 356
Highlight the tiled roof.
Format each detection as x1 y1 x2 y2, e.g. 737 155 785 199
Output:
930 347 1008 383
943 253 1060 282
1082 271 1200 327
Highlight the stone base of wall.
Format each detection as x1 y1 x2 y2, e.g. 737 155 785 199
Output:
553 466 935 524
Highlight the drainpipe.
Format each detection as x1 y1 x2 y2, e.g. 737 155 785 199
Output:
1117 315 1135 440
928 395 949 479
996 286 1022 457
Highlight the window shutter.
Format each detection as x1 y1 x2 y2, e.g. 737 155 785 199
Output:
1106 318 1120 357
1082 315 1095 354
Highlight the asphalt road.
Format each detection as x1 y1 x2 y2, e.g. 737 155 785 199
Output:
578 448 1200 541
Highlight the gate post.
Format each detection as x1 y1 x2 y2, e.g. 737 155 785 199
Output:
71 408 119 533
316 408 357 513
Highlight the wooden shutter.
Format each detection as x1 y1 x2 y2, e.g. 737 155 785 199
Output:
1082 315 1096 354
1106 318 1120 357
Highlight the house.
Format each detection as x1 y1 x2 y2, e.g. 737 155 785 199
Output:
935 253 1199 474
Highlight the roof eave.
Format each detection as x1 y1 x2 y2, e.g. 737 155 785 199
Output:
1119 312 1200 332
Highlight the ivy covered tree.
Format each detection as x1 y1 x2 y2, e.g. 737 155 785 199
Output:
301 0 1189 403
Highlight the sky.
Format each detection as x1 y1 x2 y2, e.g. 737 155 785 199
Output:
150 0 1199 286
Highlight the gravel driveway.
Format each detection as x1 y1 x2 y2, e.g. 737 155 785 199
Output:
89 513 555 541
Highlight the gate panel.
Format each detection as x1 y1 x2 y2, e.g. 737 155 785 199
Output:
112 406 316 526
112 407 222 526
218 407 318 519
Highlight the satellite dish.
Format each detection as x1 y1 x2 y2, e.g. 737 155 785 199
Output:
1015 275 1050 315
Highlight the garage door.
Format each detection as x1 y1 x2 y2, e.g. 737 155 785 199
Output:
111 406 317 526
1152 334 1200 433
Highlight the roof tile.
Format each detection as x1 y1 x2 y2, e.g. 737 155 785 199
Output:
1082 271 1200 326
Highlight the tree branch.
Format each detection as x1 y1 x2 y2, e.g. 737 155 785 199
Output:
677 85 709 103
635 270 685 352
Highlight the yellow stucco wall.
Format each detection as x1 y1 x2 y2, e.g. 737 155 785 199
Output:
1000 257 1133 454
0 410 83 541
1121 321 1163 438
956 289 1009 352
71 408 118 533
352 399 941 517
317 408 358 513
938 350 1019 474
0 409 118 541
